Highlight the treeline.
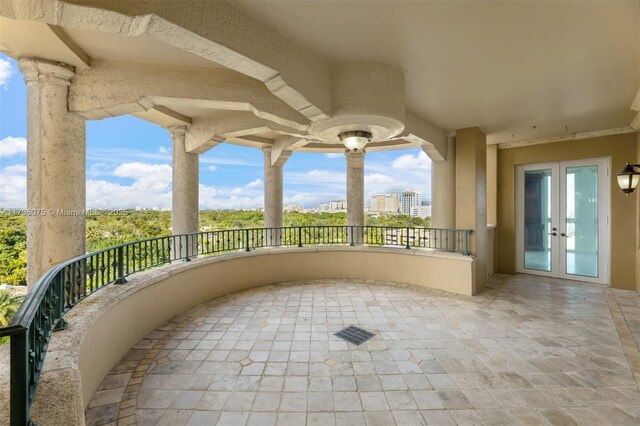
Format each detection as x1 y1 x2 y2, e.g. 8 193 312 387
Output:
0 210 430 286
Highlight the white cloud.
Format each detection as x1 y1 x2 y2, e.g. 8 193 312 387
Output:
391 150 431 171
87 162 112 178
287 169 345 186
87 178 172 210
324 153 343 159
0 163 27 208
87 162 172 209
87 148 171 164
0 58 13 88
245 178 263 188
206 165 218 172
365 173 395 184
0 136 26 157
113 162 172 192
158 146 169 154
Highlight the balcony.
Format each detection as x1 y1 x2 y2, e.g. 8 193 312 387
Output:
1 1 639 425
0 226 480 425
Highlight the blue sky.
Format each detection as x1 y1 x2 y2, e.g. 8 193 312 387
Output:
0 53 431 210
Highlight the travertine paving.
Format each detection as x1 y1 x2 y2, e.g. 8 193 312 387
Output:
87 275 640 425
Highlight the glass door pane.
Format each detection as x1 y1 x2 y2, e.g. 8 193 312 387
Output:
524 169 552 272
565 165 598 278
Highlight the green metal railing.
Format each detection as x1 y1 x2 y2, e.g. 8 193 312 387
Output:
0 225 470 425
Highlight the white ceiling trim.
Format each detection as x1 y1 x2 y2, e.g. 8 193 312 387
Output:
498 127 636 150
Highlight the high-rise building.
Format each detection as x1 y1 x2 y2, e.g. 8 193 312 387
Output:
328 200 346 211
411 204 432 219
370 192 400 214
401 191 422 215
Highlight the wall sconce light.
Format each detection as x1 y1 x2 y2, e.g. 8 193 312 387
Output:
617 163 640 195
339 131 372 151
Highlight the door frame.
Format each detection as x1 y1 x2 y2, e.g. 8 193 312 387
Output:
515 157 611 285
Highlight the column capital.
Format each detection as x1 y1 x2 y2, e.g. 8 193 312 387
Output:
167 125 188 143
344 149 366 159
345 149 365 168
263 145 292 167
18 57 75 86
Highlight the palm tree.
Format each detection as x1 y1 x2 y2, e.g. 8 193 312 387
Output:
0 289 24 346
0 289 24 327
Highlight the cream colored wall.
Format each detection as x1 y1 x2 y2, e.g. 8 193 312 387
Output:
637 131 640 293
487 145 498 225
456 128 488 291
497 133 638 290
487 145 498 278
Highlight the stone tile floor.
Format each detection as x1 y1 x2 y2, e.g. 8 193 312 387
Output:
86 275 640 425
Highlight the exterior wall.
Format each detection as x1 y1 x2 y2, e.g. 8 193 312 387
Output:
637 131 640 293
487 145 498 225
497 132 638 290
456 128 488 291
487 225 496 278
431 137 456 228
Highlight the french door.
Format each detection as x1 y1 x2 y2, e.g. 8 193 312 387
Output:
515 158 610 284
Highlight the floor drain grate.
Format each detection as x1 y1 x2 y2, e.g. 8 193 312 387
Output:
334 325 375 345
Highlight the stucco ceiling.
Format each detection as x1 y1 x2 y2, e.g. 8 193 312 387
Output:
64 28 227 69
231 0 639 143
0 0 638 151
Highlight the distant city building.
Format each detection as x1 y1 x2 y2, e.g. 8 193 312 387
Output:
313 200 346 213
329 200 346 211
370 192 400 214
411 205 432 219
400 191 422 215
284 204 304 212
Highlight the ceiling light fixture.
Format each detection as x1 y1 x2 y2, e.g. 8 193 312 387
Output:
339 130 372 151
617 162 640 195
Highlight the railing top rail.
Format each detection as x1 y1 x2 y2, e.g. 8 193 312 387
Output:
2 226 472 333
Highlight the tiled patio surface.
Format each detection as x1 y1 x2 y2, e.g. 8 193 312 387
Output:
86 275 640 425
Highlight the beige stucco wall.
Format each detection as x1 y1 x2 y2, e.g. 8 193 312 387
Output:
487 145 498 226
637 131 640 293
497 132 638 290
456 128 488 292
0 247 474 425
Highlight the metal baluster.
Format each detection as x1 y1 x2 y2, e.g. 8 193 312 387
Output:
116 246 127 284
9 328 29 426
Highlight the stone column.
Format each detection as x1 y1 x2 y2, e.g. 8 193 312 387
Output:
430 136 456 229
262 146 286 229
346 150 365 243
169 126 199 259
262 146 291 245
455 127 488 293
19 58 86 289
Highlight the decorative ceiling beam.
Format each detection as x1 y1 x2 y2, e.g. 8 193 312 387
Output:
400 111 447 161
631 88 640 131
69 60 308 130
630 113 640 131
184 112 308 154
0 0 332 121
131 106 192 129
47 24 91 68
270 136 309 167
631 88 640 112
